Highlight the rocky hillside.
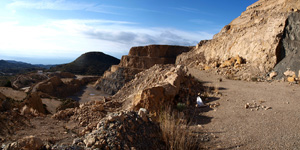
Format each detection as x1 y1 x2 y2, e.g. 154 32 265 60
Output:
50 52 120 75
94 45 192 95
176 0 300 79
0 60 39 74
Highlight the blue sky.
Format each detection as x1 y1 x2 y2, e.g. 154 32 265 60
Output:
0 0 258 64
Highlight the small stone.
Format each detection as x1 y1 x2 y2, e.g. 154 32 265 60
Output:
269 71 277 78
73 138 83 145
284 70 295 77
127 135 133 142
287 75 296 82
84 136 96 147
204 65 211 71
265 107 272 110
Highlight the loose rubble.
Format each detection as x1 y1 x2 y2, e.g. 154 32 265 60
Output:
245 101 272 111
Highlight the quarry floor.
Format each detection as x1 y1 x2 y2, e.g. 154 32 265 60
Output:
189 68 300 150
2 70 300 149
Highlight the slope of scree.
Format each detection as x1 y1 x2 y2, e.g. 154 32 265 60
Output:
176 0 300 79
94 45 192 95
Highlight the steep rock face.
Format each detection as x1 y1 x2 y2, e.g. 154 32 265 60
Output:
274 12 300 78
176 0 300 77
95 45 192 95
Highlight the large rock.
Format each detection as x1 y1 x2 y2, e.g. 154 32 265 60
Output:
112 64 201 114
176 0 300 78
95 45 191 95
4 136 43 150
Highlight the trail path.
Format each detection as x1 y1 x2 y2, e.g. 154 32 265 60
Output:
189 68 300 149
69 83 110 103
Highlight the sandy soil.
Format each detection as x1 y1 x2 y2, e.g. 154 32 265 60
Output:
4 116 78 146
0 87 27 101
41 98 62 114
189 68 300 149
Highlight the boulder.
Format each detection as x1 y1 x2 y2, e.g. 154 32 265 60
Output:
287 75 297 82
4 136 43 150
269 71 278 78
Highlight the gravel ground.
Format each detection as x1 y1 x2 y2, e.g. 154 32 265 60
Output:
189 68 300 149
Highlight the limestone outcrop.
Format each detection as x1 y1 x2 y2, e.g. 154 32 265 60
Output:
95 45 192 95
176 0 300 78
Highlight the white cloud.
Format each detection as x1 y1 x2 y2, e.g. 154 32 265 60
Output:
0 19 213 63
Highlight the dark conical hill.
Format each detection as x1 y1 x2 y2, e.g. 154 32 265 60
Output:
50 52 120 75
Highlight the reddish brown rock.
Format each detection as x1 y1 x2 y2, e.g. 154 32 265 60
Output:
24 92 46 114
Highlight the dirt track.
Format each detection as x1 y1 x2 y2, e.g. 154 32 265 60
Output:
189 68 300 149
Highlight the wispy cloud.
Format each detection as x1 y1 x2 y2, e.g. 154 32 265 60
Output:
189 19 213 25
7 0 162 15
174 7 200 13
0 18 213 61
51 19 212 46
7 0 94 10
173 6 214 16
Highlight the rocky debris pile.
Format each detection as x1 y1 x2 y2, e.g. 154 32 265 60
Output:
176 0 300 80
113 64 203 115
12 73 49 89
95 45 192 95
75 111 165 150
53 100 108 135
2 136 44 150
0 109 29 136
244 100 272 111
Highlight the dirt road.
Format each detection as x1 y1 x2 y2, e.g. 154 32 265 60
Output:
189 68 300 149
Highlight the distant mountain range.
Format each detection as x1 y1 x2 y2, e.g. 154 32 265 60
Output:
0 52 119 76
49 52 120 75
0 60 56 74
